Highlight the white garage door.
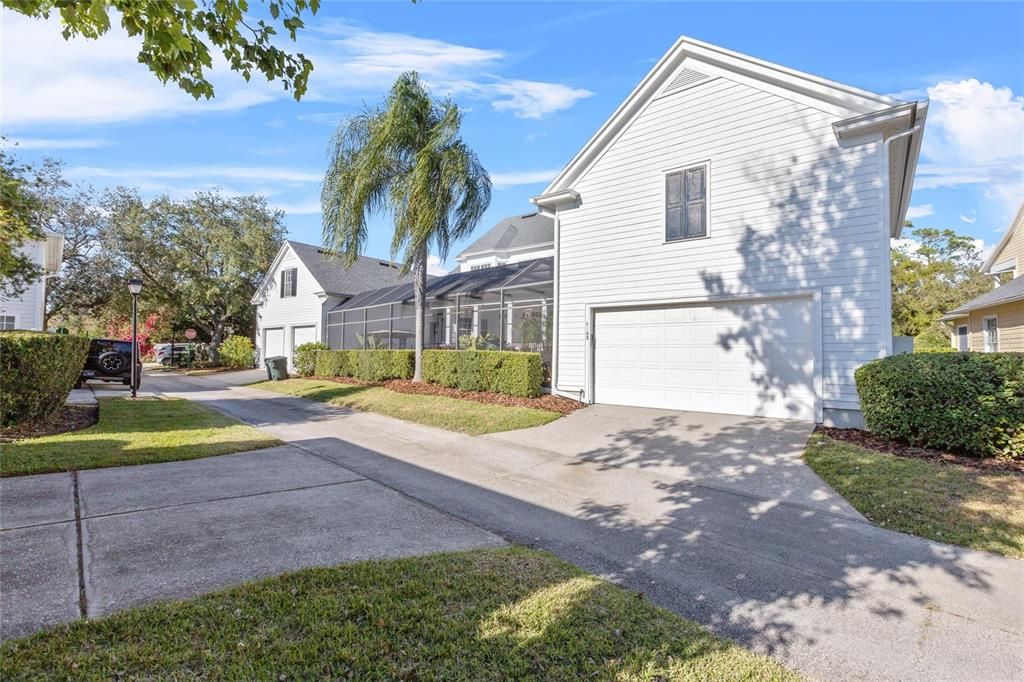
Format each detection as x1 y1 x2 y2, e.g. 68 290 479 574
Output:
264 327 285 359
291 326 317 363
593 299 816 421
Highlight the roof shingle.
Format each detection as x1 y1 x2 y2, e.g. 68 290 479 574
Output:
942 276 1024 318
455 212 553 260
287 241 412 296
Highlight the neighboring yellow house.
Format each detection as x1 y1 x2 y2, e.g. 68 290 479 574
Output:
943 202 1024 352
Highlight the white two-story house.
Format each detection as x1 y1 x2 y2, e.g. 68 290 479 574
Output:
532 36 926 427
252 241 411 368
454 212 553 272
0 231 64 331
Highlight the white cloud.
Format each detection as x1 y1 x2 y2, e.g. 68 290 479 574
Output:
1 11 277 126
488 80 593 119
1 11 591 127
917 79 1024 216
1 136 110 150
490 168 561 188
959 210 977 224
426 254 449 276
66 165 321 184
906 204 934 219
272 199 322 215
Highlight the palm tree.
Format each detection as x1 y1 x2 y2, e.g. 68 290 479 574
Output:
321 72 491 382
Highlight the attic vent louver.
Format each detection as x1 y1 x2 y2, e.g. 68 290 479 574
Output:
664 67 709 93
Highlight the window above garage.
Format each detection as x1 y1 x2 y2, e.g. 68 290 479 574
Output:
665 163 708 242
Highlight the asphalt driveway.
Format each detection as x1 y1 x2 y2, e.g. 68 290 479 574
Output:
137 371 1022 681
0 445 504 641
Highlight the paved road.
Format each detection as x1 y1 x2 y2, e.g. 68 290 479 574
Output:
0 443 504 641
140 372 1023 682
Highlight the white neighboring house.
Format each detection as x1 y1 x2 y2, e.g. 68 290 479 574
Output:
0 231 64 331
454 212 553 272
252 241 411 368
532 36 927 427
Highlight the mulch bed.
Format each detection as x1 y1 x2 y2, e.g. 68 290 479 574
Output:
817 426 1024 474
314 376 584 415
0 405 98 443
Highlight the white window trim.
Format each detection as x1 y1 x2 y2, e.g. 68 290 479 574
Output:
0 314 17 330
956 324 970 352
662 159 711 244
982 315 999 353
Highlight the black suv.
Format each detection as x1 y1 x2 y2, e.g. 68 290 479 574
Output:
77 339 142 388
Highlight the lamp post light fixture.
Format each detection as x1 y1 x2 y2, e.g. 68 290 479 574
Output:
127 278 143 398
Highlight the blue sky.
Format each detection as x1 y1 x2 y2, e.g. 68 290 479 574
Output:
3 1 1022 271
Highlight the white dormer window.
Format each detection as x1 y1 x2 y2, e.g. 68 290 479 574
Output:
280 268 298 298
665 163 708 242
470 264 491 271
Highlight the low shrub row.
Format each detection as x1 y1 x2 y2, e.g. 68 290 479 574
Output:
315 349 543 398
0 331 91 426
294 342 328 376
314 349 414 382
855 352 1024 458
428 350 542 398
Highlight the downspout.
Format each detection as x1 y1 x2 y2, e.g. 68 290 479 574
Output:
881 120 924 357
534 203 564 397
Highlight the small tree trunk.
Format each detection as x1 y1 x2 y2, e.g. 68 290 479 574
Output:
210 322 225 366
412 242 427 382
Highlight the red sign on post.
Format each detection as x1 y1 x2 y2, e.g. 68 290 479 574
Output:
183 328 197 340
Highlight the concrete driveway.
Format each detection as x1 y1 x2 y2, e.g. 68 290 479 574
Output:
0 445 504 641
133 371 1023 681
487 404 861 518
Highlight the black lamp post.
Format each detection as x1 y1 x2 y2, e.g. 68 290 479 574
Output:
127 278 143 397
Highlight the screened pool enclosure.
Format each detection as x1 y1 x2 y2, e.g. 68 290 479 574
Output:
326 257 553 366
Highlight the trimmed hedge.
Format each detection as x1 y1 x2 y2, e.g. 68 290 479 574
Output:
314 349 352 378
855 352 1024 458
426 349 543 398
423 350 458 387
316 348 544 398
0 331 91 426
314 349 413 382
294 342 328 377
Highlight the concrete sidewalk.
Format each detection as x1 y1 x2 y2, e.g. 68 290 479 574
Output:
0 445 504 641
140 371 1024 682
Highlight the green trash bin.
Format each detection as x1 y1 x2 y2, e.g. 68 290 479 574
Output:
265 356 289 381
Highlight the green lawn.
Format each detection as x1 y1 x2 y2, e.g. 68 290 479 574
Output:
804 434 1024 558
0 547 795 681
250 378 560 435
1 398 281 477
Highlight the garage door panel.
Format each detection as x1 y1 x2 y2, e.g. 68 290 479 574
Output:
264 328 285 358
593 299 815 421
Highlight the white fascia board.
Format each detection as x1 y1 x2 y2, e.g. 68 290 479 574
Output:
983 202 1024 272
459 241 556 261
541 35 905 196
891 101 928 238
250 242 292 304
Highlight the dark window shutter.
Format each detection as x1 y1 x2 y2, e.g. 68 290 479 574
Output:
280 272 286 298
684 166 706 238
665 172 684 241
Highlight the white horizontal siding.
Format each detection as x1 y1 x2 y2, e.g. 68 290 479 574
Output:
255 246 325 365
0 241 45 330
555 74 886 411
